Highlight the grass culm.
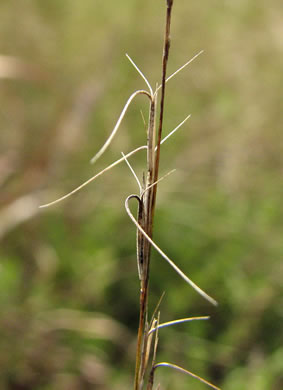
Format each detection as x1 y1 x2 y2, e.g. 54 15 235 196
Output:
40 1 221 389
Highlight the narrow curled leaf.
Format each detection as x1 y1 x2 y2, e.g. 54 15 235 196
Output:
153 362 221 390
90 89 152 164
156 50 204 93
149 292 165 331
158 114 191 148
39 146 147 208
126 54 153 96
40 108 188 209
148 316 210 335
143 318 156 379
152 312 160 367
141 169 176 198
122 151 142 195
125 195 218 306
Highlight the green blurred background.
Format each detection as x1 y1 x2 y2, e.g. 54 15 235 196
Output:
0 1 282 389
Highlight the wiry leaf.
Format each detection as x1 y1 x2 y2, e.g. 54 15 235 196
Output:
126 54 153 96
125 195 218 306
148 316 210 335
156 50 204 92
153 362 221 390
90 89 151 164
39 146 147 208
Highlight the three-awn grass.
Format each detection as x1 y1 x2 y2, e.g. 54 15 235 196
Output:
40 1 220 388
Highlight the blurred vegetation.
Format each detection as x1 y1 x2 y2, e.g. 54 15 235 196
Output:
0 0 282 389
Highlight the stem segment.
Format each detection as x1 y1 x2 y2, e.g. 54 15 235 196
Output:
134 2 174 389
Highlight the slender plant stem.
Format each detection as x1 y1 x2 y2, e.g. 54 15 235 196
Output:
151 0 174 223
39 2 220 388
134 2 174 389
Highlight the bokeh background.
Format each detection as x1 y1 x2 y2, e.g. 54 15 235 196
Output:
0 1 282 389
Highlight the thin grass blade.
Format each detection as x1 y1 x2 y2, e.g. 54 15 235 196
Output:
39 146 147 208
90 89 151 164
148 316 210 335
125 195 218 306
126 54 153 96
156 50 204 93
153 362 221 390
159 114 191 148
